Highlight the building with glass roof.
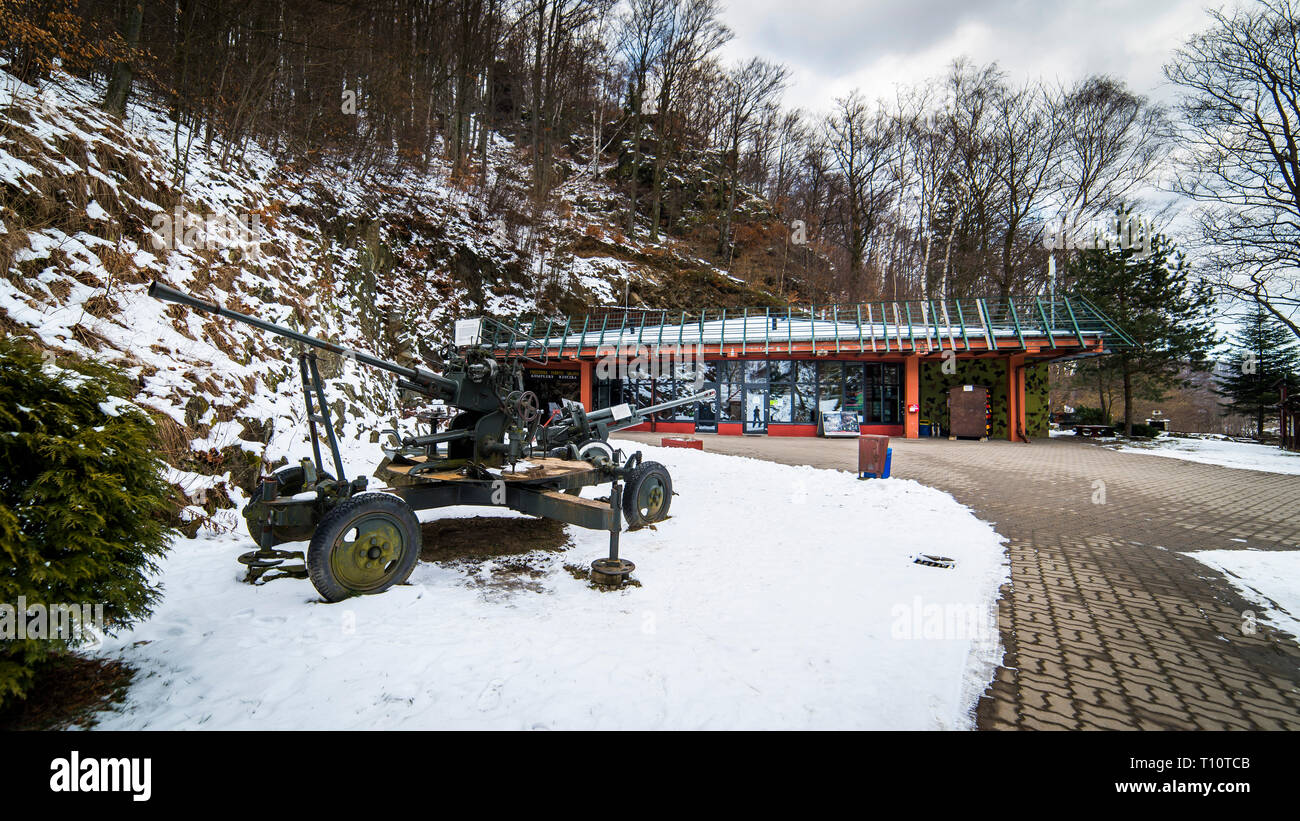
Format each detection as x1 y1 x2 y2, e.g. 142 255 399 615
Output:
489 295 1131 441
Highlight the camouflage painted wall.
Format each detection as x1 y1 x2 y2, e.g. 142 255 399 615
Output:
1024 363 1049 437
919 358 1049 438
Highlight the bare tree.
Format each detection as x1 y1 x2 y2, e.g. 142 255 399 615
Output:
617 0 672 237
988 77 1064 299
524 0 610 203
898 86 960 299
824 90 897 295
1055 75 1169 229
647 0 730 241
1166 0 1300 338
943 60 1002 298
716 57 787 261
102 1 143 117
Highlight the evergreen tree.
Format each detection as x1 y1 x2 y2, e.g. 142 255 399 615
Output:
1067 213 1219 435
0 340 173 708
1215 306 1300 438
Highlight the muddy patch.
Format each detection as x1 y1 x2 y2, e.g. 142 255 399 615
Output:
0 655 135 730
420 515 573 596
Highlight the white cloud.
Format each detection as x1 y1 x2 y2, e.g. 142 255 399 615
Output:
718 0 1218 114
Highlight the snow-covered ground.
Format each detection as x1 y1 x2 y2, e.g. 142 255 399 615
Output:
88 443 1008 730
1112 434 1300 475
1184 549 1300 640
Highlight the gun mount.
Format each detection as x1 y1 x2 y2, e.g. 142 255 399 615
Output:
148 281 711 600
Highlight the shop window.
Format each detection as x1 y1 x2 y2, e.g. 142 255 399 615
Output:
818 362 843 414
721 382 743 421
843 364 864 414
879 363 901 423
769 384 792 422
768 360 792 383
629 379 653 409
794 363 817 423
863 364 902 423
671 362 698 420
594 380 611 410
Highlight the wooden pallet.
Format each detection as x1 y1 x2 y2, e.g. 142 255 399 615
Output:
377 456 596 485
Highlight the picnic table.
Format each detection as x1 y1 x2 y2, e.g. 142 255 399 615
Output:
1073 424 1116 437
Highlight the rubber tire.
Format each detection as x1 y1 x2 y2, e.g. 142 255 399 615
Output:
307 493 421 602
622 461 672 529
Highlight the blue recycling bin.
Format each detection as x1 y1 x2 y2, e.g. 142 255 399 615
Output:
859 447 892 479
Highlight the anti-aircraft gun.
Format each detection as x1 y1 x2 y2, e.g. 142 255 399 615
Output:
148 281 711 600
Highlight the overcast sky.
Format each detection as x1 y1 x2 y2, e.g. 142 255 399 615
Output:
717 0 1225 115
711 1 1282 330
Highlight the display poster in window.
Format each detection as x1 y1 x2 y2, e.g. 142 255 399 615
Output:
820 411 860 437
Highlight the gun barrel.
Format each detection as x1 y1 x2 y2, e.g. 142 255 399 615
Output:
590 389 715 429
148 281 456 394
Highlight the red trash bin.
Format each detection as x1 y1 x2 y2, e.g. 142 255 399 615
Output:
858 434 890 478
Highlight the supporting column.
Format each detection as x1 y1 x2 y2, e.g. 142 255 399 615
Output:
1007 354 1026 442
904 356 920 439
579 360 594 410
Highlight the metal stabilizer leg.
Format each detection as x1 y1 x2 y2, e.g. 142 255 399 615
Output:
238 476 308 584
237 548 308 584
591 479 635 587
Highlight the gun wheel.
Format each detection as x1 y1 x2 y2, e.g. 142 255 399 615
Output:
622 461 672 529
307 493 420 602
576 440 614 465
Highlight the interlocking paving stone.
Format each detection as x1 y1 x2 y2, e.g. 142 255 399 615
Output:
618 431 1300 729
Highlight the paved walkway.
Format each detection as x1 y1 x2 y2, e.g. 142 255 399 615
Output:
617 430 1300 729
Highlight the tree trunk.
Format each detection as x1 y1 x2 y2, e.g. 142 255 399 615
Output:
103 2 143 117
718 157 739 261
650 150 666 242
1122 356 1134 436
1096 366 1108 421
628 80 644 238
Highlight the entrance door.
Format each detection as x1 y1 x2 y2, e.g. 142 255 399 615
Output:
948 385 989 438
695 382 718 432
744 387 767 434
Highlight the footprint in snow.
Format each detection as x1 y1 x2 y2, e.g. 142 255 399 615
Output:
476 679 504 712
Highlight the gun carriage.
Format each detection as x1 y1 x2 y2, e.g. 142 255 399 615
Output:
148 281 710 600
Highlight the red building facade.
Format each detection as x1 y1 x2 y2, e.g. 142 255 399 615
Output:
508 297 1129 441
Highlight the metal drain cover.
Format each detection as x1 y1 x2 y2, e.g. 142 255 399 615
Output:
913 554 956 569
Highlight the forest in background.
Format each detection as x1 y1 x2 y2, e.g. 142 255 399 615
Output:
6 0 1300 439
4 0 1189 307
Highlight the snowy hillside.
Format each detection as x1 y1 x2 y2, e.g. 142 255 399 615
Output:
1 66 774 520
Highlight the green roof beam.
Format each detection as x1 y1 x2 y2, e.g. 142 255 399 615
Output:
1007 298 1026 349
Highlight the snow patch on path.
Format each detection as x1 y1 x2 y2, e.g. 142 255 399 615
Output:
89 443 1008 730
1184 549 1300 640
1113 435 1300 475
